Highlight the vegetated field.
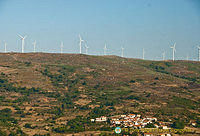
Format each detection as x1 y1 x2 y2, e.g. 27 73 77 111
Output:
0 53 199 135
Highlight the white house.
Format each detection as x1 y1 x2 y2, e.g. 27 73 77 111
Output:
121 115 126 118
137 114 141 118
95 116 107 122
90 119 95 122
115 120 121 124
162 125 168 129
129 114 136 118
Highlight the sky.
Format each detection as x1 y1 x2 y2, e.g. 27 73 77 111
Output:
0 0 200 60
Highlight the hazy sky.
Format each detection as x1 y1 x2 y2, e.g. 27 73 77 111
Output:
0 0 200 60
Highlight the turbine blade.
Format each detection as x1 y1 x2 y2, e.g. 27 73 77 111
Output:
18 34 23 39
174 42 176 48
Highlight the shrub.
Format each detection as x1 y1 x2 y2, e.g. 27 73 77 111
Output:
24 123 32 128
172 120 185 129
144 123 156 128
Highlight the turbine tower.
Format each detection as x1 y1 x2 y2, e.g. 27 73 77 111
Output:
170 43 176 61
162 51 165 61
104 44 107 55
32 41 36 53
84 42 89 54
142 48 145 60
186 54 189 61
121 47 124 57
18 34 27 53
79 34 84 54
4 42 7 53
197 46 200 61
60 42 64 54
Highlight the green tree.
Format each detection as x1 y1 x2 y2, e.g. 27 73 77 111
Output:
172 120 185 129
0 130 6 136
196 117 200 128
144 123 156 128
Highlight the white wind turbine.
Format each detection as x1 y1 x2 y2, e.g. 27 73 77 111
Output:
4 42 7 53
170 42 176 61
162 51 165 61
121 47 124 57
60 42 64 54
32 41 36 53
18 34 27 53
79 34 84 54
197 46 200 61
104 44 107 55
142 48 145 60
84 42 89 54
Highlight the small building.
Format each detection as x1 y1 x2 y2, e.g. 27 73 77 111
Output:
192 122 196 127
154 124 159 128
158 134 171 136
137 114 141 118
115 120 121 124
121 115 126 118
143 133 153 136
95 116 107 122
135 122 139 125
152 117 157 122
157 134 165 136
162 125 168 129
129 114 136 118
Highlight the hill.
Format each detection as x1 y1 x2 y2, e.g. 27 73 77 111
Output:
0 53 199 135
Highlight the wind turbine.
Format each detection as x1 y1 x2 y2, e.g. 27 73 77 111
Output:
197 46 200 61
162 51 165 61
84 42 89 54
18 34 27 53
79 34 84 54
121 47 124 57
4 42 7 53
104 44 107 55
60 42 64 54
32 41 36 53
142 48 145 60
170 43 176 61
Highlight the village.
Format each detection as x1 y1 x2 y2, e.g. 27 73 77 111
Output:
90 114 192 136
92 114 170 129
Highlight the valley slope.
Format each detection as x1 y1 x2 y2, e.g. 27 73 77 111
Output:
0 53 199 135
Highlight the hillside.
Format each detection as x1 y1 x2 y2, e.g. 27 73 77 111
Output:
0 53 199 135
